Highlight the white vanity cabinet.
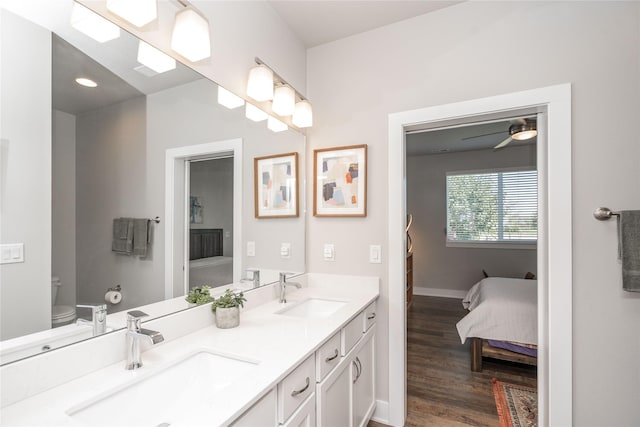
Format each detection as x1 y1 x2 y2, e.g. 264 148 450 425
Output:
352 331 375 427
231 388 277 427
278 354 316 424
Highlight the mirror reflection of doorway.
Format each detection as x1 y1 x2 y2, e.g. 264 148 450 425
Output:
185 157 234 291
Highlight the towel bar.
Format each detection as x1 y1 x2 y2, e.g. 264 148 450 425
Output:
149 217 161 224
593 207 620 221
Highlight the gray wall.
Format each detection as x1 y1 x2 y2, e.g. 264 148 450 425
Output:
407 145 537 294
306 1 640 424
0 10 51 340
52 109 76 307
190 158 234 257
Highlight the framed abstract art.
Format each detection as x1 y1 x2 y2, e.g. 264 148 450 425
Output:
254 152 299 218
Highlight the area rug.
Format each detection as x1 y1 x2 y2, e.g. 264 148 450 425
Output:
492 378 537 427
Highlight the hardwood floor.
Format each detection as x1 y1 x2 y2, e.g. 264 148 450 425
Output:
369 295 536 427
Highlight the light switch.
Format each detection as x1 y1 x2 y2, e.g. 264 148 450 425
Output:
247 241 255 257
323 243 335 261
369 245 382 264
0 243 24 264
225 231 231 238
280 243 291 259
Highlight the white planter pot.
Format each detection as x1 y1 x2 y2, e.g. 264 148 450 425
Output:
215 306 240 329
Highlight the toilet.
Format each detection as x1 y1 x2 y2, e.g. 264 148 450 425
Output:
51 277 76 327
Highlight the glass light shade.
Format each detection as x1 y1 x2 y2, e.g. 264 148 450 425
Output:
245 104 268 122
292 100 313 128
272 85 295 116
246 65 274 102
70 2 120 43
107 0 157 27
171 7 211 62
218 87 245 109
267 116 288 133
137 41 176 74
75 78 98 88
512 129 538 141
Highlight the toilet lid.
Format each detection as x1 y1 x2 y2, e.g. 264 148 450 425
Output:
52 305 76 320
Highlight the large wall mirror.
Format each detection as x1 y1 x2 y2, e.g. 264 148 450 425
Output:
0 0 305 365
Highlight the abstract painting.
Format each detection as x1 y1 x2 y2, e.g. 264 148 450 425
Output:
190 196 203 224
254 152 298 218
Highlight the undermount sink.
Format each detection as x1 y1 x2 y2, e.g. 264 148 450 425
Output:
277 298 347 318
66 350 258 426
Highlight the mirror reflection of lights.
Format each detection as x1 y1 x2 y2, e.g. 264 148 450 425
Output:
75 77 98 88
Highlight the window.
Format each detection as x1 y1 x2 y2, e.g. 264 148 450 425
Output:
446 168 537 246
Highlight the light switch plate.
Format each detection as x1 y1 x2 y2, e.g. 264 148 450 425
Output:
369 245 382 264
280 243 291 259
323 243 335 261
0 243 24 264
247 241 255 257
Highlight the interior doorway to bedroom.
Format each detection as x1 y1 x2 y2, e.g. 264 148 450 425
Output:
403 117 538 425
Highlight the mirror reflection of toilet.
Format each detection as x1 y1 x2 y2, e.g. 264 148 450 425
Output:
51 277 76 327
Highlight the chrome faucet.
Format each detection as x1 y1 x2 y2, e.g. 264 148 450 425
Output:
279 272 301 304
76 304 107 336
125 310 164 370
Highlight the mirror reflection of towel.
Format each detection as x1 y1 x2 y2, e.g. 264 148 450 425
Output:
133 219 150 258
619 210 640 292
112 218 133 254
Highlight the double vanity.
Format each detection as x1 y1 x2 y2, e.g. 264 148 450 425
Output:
0 274 379 426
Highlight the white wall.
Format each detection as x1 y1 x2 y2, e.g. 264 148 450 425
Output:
307 1 640 424
52 109 76 307
407 145 537 294
190 158 234 257
0 10 51 340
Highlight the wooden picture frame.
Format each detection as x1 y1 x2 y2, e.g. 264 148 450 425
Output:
313 144 367 217
254 152 299 218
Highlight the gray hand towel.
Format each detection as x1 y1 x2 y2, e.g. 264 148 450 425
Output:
112 218 133 255
618 210 640 292
132 218 150 258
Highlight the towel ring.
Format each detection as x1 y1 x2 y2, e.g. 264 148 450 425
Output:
593 207 620 221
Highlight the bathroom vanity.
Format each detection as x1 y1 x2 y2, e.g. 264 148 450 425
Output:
0 274 379 426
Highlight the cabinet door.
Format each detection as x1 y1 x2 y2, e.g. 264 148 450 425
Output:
231 388 277 427
283 393 316 427
352 332 375 427
317 358 351 427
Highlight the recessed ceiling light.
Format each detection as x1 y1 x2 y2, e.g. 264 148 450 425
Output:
75 78 98 88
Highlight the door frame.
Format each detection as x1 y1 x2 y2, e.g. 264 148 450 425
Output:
164 139 243 298
387 84 572 426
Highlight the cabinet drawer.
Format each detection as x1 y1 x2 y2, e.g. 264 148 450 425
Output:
341 312 364 356
363 302 377 332
316 332 341 382
278 355 315 423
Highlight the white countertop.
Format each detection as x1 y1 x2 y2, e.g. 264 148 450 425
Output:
0 274 379 427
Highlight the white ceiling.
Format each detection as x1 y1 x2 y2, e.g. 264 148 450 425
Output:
268 0 463 48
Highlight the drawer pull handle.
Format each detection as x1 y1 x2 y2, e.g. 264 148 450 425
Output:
291 377 310 397
367 313 376 320
325 349 339 362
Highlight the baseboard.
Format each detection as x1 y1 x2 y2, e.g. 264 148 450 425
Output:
413 287 466 299
371 399 390 425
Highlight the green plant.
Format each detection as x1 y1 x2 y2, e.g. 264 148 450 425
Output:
211 289 247 312
185 285 214 305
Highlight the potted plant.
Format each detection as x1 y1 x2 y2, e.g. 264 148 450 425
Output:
185 285 214 306
211 289 247 329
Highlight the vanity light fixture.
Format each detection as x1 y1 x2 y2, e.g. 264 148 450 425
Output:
106 0 157 28
246 64 274 102
246 58 313 128
246 103 268 122
137 41 176 74
75 77 98 88
171 4 211 63
272 85 295 116
267 116 288 133
218 87 245 110
70 2 120 43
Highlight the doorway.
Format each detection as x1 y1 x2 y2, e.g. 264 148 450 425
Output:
386 85 572 427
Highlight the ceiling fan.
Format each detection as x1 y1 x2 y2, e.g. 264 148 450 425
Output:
493 118 538 150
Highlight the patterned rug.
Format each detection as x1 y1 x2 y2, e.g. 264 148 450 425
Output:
493 379 537 427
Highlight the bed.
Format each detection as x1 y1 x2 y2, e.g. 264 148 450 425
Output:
456 277 537 371
188 228 232 288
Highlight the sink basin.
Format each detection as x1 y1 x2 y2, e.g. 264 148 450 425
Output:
67 350 258 426
277 298 347 318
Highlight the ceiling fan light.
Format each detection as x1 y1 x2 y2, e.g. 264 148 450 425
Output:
272 85 295 116
245 103 268 122
70 2 120 43
509 121 538 141
217 86 245 109
292 100 313 128
107 0 157 28
247 65 274 102
512 129 538 140
267 116 288 133
171 7 211 62
137 40 176 74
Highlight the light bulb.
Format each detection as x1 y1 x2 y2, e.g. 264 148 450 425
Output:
292 100 313 128
245 104 268 122
171 7 211 62
272 85 295 116
70 2 120 43
246 65 274 102
137 41 176 74
217 87 245 109
267 116 288 133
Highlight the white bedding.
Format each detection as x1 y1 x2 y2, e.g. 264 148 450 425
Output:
456 277 537 345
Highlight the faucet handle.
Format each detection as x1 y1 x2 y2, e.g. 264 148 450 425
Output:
127 310 148 319
126 310 148 332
